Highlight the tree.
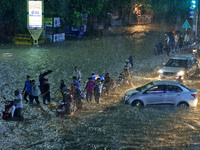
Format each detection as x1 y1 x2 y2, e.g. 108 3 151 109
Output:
149 0 190 23
0 0 26 40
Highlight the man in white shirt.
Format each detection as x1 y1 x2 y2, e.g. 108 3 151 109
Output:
14 89 23 118
94 78 103 104
30 80 40 105
73 67 81 82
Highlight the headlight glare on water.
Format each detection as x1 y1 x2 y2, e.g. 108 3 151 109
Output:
177 71 184 76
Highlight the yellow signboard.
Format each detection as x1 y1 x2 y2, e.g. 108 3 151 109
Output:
27 0 44 43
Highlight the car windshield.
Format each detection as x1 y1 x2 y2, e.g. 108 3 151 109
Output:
165 59 187 68
136 82 154 92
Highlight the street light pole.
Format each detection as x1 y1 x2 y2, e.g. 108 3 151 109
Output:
196 8 198 38
191 0 198 38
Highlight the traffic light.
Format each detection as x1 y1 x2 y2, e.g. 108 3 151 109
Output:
191 0 197 9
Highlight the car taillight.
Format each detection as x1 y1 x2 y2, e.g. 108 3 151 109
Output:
191 94 197 99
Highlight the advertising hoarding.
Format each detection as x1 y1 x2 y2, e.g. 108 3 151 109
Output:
54 17 61 27
44 18 53 27
28 1 42 28
53 33 65 42
27 0 44 42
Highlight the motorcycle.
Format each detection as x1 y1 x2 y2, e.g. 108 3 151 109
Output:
191 42 200 58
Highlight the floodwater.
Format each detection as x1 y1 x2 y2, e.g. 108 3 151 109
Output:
1 24 200 149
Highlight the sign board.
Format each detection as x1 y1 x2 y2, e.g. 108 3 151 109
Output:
53 33 65 42
190 8 194 18
27 0 44 42
44 18 53 27
182 20 191 29
54 17 61 27
28 1 42 28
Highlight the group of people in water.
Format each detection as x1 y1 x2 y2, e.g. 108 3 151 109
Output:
154 30 194 56
2 58 134 119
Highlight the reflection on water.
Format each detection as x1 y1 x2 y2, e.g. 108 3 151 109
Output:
1 24 200 149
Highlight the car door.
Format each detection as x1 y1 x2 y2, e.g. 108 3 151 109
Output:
165 85 183 105
142 85 166 105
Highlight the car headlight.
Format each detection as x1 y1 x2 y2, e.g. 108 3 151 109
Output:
158 69 163 74
193 49 197 53
177 71 184 76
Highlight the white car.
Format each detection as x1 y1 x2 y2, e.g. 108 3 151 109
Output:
158 54 199 79
124 80 198 107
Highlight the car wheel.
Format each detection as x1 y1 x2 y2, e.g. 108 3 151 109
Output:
131 100 144 107
177 102 189 107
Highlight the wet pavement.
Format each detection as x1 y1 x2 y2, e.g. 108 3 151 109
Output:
1 24 200 149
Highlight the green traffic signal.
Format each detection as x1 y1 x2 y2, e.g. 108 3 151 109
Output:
191 0 196 4
191 0 197 8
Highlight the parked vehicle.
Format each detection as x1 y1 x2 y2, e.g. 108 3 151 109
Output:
124 80 198 107
158 54 199 79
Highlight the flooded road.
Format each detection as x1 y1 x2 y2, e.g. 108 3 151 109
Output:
1 24 200 149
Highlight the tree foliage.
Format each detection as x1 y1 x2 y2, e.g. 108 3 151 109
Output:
0 0 194 38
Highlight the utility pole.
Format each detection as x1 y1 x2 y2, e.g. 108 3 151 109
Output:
196 8 198 38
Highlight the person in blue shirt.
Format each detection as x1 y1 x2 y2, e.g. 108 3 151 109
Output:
22 75 32 104
72 76 80 88
73 83 82 110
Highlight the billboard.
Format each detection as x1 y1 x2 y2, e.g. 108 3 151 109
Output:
27 0 44 42
53 33 65 42
28 1 43 28
54 17 61 27
44 18 53 27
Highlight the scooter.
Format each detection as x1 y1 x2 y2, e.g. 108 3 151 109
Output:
191 42 200 58
2 100 15 120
